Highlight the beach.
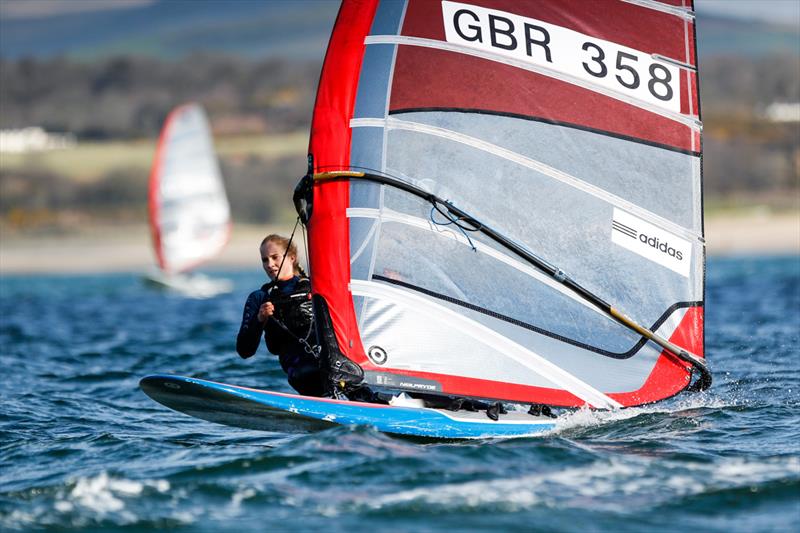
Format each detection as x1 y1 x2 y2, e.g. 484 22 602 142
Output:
1 212 797 275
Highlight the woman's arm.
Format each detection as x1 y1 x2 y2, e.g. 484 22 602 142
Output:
236 291 266 358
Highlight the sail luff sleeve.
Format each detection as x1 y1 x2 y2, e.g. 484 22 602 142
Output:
308 0 380 364
148 105 183 273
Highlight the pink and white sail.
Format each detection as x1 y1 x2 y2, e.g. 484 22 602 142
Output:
149 103 231 274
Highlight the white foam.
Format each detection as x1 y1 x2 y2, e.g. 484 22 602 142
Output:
54 501 74 512
230 487 257 509
543 392 745 436
711 456 800 483
69 473 128 513
54 472 171 518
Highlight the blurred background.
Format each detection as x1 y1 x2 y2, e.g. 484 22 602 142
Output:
0 0 798 272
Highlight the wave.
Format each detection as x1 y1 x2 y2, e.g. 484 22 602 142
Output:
347 455 800 515
1 472 173 530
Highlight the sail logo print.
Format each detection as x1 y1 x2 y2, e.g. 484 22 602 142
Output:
367 345 388 365
441 1 681 113
368 372 442 392
611 208 691 277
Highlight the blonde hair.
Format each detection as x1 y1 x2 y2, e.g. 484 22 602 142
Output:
261 234 306 276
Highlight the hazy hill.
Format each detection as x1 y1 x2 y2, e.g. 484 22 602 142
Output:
697 12 799 57
0 0 340 61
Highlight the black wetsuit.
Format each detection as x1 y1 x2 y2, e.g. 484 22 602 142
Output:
236 276 324 397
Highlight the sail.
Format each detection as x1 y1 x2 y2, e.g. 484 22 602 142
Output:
149 103 231 274
307 0 704 408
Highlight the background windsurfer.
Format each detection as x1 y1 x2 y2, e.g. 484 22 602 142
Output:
236 234 324 396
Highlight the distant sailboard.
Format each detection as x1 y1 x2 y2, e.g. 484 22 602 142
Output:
145 103 233 298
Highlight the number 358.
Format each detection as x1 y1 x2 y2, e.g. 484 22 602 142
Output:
581 42 674 102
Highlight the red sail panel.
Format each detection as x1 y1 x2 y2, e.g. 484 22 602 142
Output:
390 47 695 152
608 306 702 405
307 0 378 363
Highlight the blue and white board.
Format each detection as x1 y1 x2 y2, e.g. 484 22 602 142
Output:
140 375 556 439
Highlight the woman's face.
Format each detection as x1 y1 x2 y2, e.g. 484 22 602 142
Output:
261 241 296 281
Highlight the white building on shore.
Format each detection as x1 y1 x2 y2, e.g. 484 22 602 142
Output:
0 127 77 154
762 102 800 123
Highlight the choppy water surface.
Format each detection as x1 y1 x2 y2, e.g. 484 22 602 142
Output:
1 256 798 532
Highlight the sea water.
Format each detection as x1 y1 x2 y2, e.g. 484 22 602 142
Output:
1 256 798 532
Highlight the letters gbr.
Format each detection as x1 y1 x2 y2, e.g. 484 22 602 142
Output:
442 1 682 114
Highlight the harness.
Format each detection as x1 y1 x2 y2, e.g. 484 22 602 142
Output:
266 278 318 360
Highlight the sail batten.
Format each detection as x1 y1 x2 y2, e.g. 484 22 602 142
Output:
652 54 697 71
619 0 695 19
309 0 705 408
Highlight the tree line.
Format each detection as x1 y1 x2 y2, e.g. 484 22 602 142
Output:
0 54 320 139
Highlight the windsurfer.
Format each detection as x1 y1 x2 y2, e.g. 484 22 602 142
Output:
236 234 324 396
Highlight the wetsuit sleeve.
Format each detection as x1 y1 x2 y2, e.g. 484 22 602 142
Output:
236 290 266 358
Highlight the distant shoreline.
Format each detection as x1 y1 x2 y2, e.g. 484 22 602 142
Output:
1 213 798 275
703 211 799 257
